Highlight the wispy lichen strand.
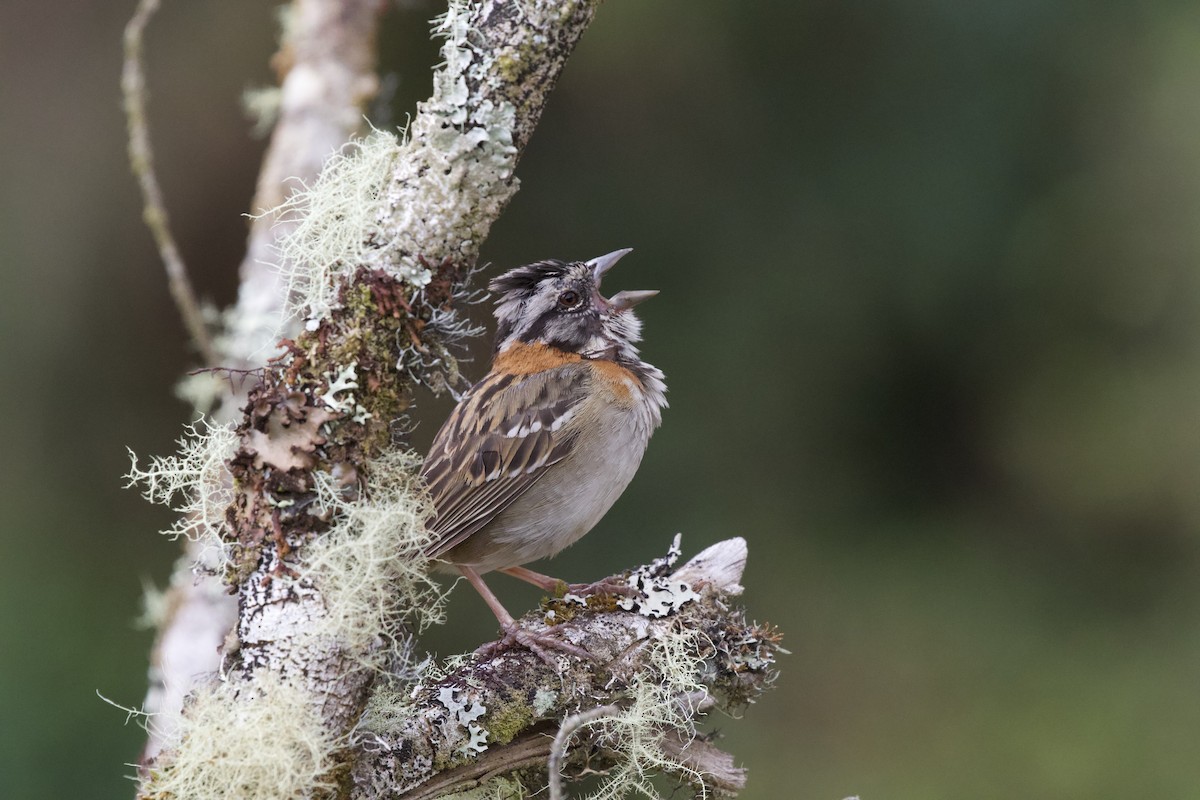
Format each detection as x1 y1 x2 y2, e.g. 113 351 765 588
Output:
275 132 416 327
581 630 711 800
125 418 237 560
300 450 450 665
139 672 338 800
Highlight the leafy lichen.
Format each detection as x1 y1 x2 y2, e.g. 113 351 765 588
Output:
577 627 711 800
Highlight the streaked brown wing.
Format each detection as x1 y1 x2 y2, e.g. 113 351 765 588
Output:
420 364 590 558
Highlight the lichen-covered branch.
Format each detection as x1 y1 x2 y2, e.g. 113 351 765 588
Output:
214 0 604 730
136 0 387 767
134 1 608 797
216 0 388 407
350 539 780 800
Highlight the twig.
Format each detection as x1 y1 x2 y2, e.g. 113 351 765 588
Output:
121 0 216 366
548 704 620 800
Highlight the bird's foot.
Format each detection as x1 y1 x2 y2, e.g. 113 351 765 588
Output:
475 622 594 666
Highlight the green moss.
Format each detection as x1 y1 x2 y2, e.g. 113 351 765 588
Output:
584 593 621 613
483 692 535 745
431 740 482 772
494 52 522 84
540 589 623 625
540 597 578 625
340 282 375 317
303 278 419 458
431 749 454 773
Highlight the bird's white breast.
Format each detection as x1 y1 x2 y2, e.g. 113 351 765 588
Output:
463 376 659 572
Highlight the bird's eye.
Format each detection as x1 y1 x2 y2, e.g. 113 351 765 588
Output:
557 290 581 309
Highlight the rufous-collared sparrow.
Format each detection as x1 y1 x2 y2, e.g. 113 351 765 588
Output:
421 248 667 659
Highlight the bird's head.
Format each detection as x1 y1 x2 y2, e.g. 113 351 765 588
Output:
490 249 657 359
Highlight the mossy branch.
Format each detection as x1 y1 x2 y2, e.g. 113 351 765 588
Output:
349 539 780 800
135 0 388 768
210 0 605 729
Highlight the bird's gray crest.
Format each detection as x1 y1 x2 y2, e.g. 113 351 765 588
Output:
488 259 572 299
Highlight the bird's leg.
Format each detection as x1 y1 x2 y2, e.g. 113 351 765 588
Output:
459 565 520 624
501 565 637 598
458 566 593 663
499 565 566 593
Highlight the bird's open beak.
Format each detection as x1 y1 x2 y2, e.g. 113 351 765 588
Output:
587 247 634 282
608 289 659 310
585 248 657 310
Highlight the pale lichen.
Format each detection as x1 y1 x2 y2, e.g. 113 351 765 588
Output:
125 417 238 564
440 776 527 800
140 672 338 800
271 0 522 336
273 131 419 329
438 686 490 757
298 449 449 669
135 577 172 631
580 627 712 800
553 536 702 619
616 534 701 618
532 687 558 718
320 362 361 413
357 681 418 735
381 0 520 264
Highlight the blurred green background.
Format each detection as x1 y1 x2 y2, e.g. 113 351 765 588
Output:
3 0 1200 797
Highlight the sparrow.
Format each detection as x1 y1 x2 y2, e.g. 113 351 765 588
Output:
420 248 667 659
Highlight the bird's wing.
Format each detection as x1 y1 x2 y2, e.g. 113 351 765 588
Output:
420 363 591 558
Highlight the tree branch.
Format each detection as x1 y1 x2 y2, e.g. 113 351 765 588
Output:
122 0 217 366
137 0 386 766
349 539 778 800
210 0 605 733
135 1 610 796
548 705 621 800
